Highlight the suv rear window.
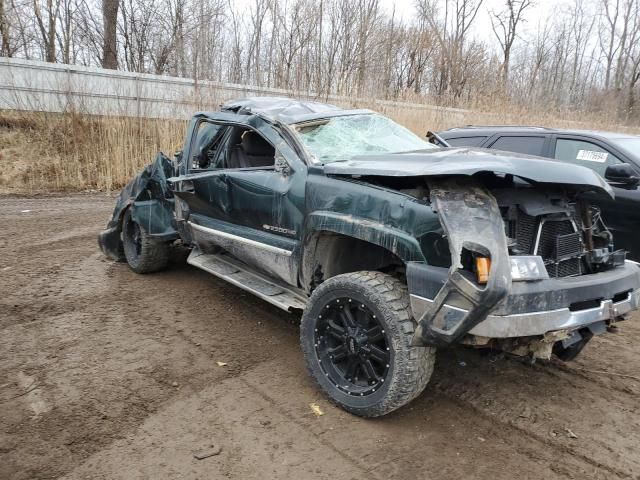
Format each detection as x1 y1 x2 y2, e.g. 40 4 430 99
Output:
490 136 545 156
446 136 487 147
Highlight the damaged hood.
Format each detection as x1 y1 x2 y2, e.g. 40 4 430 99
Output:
323 148 614 197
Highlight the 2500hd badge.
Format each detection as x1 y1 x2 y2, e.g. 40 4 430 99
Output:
99 97 640 417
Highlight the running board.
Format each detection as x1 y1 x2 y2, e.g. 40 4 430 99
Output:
187 249 308 312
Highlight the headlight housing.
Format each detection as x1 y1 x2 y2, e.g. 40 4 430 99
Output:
510 256 549 281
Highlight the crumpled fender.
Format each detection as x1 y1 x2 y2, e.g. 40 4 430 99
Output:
98 153 178 260
411 177 512 347
304 211 426 262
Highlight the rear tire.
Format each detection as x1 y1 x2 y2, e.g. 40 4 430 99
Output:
122 209 170 274
300 271 436 417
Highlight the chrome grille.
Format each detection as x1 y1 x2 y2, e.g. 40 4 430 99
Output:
536 219 576 259
556 232 583 260
537 220 583 278
506 212 537 254
508 212 584 278
555 257 582 277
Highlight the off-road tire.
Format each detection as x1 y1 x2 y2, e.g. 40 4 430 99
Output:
300 271 436 417
122 209 170 274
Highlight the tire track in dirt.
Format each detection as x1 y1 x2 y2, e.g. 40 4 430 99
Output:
235 375 387 480
239 361 608 480
62 356 603 480
430 347 640 478
0 196 296 479
431 387 630 479
537 358 639 399
3 194 640 480
62 362 374 480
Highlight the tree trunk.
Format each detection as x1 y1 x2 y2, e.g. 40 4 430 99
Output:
102 0 119 69
0 0 11 56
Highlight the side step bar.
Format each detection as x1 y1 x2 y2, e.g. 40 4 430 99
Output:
187 249 308 312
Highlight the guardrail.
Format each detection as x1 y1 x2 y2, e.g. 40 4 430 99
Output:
0 57 469 121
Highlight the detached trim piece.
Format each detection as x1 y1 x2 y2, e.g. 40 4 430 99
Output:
188 221 293 257
410 288 640 338
411 178 511 347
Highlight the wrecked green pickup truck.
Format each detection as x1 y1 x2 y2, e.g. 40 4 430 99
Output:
99 97 640 417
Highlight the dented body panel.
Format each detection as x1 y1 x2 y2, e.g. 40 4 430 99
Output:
303 174 441 262
98 153 177 261
324 149 614 197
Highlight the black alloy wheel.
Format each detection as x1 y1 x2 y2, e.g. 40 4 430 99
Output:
315 297 390 396
300 271 436 417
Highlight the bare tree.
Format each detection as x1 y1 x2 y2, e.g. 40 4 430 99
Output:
0 0 11 56
417 0 484 99
614 0 636 90
622 0 640 118
102 0 118 68
6 0 640 124
246 0 269 85
56 0 77 64
33 0 62 62
600 0 621 89
525 16 553 97
491 0 532 89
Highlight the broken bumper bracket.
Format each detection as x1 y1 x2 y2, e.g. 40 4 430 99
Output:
411 267 510 347
410 178 512 348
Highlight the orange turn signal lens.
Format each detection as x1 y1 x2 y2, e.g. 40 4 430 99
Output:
476 257 491 284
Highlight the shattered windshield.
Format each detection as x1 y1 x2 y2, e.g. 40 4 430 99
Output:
293 114 435 163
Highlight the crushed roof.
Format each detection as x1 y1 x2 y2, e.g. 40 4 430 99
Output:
222 96 371 124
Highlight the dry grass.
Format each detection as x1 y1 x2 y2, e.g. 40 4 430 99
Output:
1 99 639 194
0 111 185 194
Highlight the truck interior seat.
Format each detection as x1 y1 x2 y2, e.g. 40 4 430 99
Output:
227 131 275 168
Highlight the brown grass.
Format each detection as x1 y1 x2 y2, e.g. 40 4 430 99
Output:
0 111 185 194
1 99 639 194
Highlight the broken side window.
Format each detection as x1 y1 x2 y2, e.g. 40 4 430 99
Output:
191 122 227 170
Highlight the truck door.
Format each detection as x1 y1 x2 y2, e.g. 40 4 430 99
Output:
171 119 306 285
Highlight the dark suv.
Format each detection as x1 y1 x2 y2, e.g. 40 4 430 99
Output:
437 126 640 260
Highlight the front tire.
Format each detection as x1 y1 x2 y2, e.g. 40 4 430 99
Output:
300 271 436 417
122 209 170 274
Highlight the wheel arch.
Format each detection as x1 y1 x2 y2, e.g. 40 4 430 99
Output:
300 212 425 292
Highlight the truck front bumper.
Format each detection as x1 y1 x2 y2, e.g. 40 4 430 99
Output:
408 261 640 341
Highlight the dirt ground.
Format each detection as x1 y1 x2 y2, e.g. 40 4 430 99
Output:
2 194 640 480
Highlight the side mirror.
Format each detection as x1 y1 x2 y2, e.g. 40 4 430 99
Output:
426 131 451 148
604 163 640 189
